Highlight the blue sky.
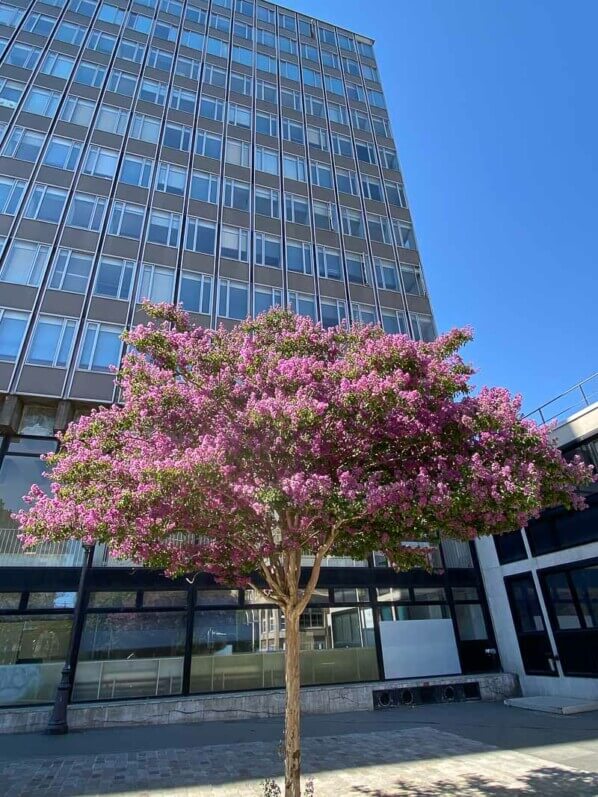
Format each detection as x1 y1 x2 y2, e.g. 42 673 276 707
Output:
291 0 597 413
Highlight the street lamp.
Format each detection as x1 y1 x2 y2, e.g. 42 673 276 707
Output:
46 542 95 735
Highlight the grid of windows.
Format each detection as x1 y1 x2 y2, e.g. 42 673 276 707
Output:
0 0 433 383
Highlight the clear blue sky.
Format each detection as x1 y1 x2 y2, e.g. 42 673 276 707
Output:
291 0 597 413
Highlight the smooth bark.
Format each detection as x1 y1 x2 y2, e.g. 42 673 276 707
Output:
284 608 302 797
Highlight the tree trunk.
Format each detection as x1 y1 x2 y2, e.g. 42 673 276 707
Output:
284 608 302 797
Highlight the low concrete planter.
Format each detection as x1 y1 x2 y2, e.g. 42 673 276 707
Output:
0 672 519 735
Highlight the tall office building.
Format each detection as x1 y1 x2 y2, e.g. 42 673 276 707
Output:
0 0 503 716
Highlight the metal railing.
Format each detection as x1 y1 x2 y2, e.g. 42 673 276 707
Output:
0 528 86 567
525 373 598 426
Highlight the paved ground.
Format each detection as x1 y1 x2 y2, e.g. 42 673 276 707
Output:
1 702 597 796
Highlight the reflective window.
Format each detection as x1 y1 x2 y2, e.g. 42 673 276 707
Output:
26 316 77 368
49 250 93 294
179 272 212 315
94 257 134 300
0 241 50 287
78 322 123 372
218 278 248 320
138 264 175 303
66 194 107 231
0 309 29 362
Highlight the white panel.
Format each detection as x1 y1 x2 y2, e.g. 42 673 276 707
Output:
379 618 461 679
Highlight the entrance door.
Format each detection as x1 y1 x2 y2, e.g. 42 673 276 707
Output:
505 574 557 676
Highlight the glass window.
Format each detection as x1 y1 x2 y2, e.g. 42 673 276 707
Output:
313 200 338 231
288 291 316 320
220 226 249 261
147 210 181 247
282 118 304 144
254 286 283 315
117 38 145 63
170 87 196 114
0 178 26 216
23 87 60 117
163 123 192 152
2 128 44 162
284 193 309 225
336 168 358 196
66 193 107 232
225 138 250 168
256 53 277 74
131 114 160 143
283 155 306 182
186 217 217 254
386 182 407 208
381 147 399 170
256 79 277 104
83 146 119 179
186 2 208 21
139 79 167 106
190 170 219 204
255 28 275 48
5 43 42 70
280 88 301 111
60 95 95 126
0 3 25 27
204 64 226 87
87 29 117 54
228 103 251 129
120 154 153 188
375 258 399 291
49 250 93 294
346 252 369 285
368 214 392 244
199 96 224 122
255 233 281 268
108 201 144 239
230 71 253 98
305 95 325 119
212 14 231 33
206 36 228 59
317 246 342 280
43 137 82 171
381 310 408 335
328 102 348 126
254 186 279 218
138 264 175 303
74 60 106 88
0 309 29 362
401 265 426 296
508 576 546 633
24 185 68 223
362 175 383 202
179 272 212 315
26 316 76 368
341 207 365 238
0 241 50 287
0 78 23 109
310 162 333 189
352 303 376 325
255 146 279 175
94 257 134 300
127 11 152 34
181 29 204 49
156 162 186 196
571 566 598 628
96 105 129 135
286 240 312 275
324 75 344 96
373 116 392 138
218 279 248 320
256 111 278 137
176 55 201 80
78 322 123 372
411 313 435 342
223 179 250 212
107 70 136 96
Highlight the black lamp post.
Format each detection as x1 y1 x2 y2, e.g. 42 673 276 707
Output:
46 542 95 735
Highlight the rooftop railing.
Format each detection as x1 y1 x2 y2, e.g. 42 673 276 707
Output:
525 373 598 427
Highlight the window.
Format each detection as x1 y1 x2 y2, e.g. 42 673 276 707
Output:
147 210 181 247
341 207 365 238
280 61 300 82
97 3 124 24
199 96 224 121
204 64 226 87
194 131 223 165
230 71 253 97
351 109 370 132
288 291 315 320
161 0 183 14
313 199 338 231
307 126 328 151
381 148 399 170
186 3 207 23
386 182 407 208
343 57 360 77
301 44 318 62
23 87 59 117
223 179 250 212
83 146 119 179
177 56 201 80
2 128 44 162
0 77 23 109
206 36 228 59
120 154 153 188
232 45 253 68
66 193 107 231
256 79 277 104
411 313 435 342
368 89 386 109
346 252 369 285
56 22 85 45
181 30 204 50
401 265 426 296
164 123 192 152
280 88 301 111
299 19 314 38
26 316 76 368
0 178 26 216
310 162 333 189
218 279 248 320
279 11 295 32
282 118 304 144
236 0 253 15
321 298 346 329
381 309 407 335
321 50 339 69
127 12 152 34
138 264 175 303
6 43 42 70
255 27 275 48
225 138 251 168
362 175 383 202
362 64 380 83
254 186 279 218
156 162 186 196
324 75 344 96
108 69 139 97
368 213 392 244
186 217 216 254
176 270 212 315
60 95 94 126
147 47 174 73
94 257 134 300
338 33 355 52
0 309 29 362
332 133 353 158
394 220 416 249
319 26 336 45
228 103 251 129
333 168 356 196
108 201 144 239
117 39 144 63
346 81 365 102
49 250 93 294
87 30 117 54
43 137 82 171
284 193 309 225
286 240 312 275
0 241 51 287
355 140 377 164
78 322 123 372
255 145 278 175
283 155 306 182
212 14 231 33
74 61 106 88
220 226 249 261
96 105 129 135
254 286 283 315
358 40 375 58
305 95 325 119
131 114 160 143
317 246 342 280
0 3 25 27
190 170 219 204
257 4 275 23
256 111 278 137
139 79 167 106
373 116 392 138
255 233 281 268
24 185 68 223
352 303 377 324
375 258 399 291
23 14 56 36
256 53 277 74
328 102 348 125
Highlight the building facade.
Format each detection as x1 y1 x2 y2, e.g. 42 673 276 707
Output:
476 382 598 699
0 0 505 711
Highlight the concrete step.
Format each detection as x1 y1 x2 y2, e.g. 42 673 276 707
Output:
505 695 598 715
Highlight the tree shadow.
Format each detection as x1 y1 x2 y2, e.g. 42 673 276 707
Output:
351 766 598 796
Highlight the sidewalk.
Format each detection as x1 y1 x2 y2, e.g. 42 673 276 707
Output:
1 702 597 796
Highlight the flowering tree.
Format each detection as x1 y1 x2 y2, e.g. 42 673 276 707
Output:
17 306 592 797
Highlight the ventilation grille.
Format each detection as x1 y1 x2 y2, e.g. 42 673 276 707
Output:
373 681 481 709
